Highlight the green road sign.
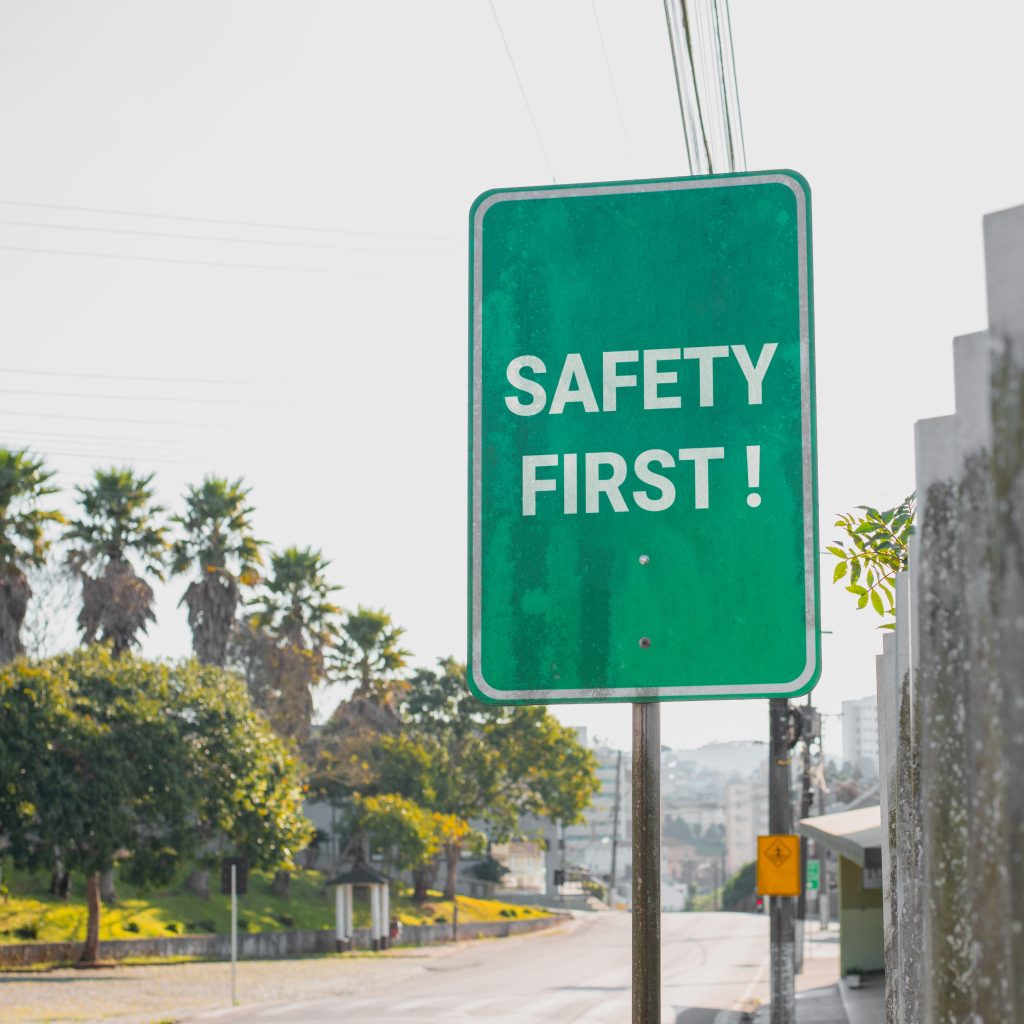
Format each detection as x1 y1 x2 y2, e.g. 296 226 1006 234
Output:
807 858 820 891
469 171 818 704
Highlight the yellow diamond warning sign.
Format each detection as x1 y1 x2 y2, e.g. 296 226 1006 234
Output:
757 834 800 896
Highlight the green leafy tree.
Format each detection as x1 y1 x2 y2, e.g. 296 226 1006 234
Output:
432 811 485 901
722 860 757 911
352 794 481 902
491 705 602 825
0 648 312 962
352 792 439 881
827 495 915 627
0 650 196 961
64 469 167 655
378 658 599 899
0 449 63 662
175 658 314 896
171 477 264 666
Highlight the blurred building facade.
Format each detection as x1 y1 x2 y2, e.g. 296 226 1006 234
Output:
561 733 631 898
724 766 769 875
842 694 880 778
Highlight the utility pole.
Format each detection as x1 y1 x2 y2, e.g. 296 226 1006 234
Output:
769 698 796 1024
633 703 660 1024
720 848 727 912
797 702 818 925
610 749 622 900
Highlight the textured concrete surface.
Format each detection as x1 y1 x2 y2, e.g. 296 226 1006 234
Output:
0 912 838 1023
0 943 447 1024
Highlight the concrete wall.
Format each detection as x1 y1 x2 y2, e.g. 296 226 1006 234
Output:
876 202 1024 1023
0 913 568 968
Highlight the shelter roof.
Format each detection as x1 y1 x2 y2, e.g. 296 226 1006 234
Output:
798 806 881 867
326 863 389 886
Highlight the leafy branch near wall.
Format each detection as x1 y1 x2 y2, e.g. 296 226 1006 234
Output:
826 495 915 628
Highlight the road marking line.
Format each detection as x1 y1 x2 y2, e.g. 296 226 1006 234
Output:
733 953 770 1013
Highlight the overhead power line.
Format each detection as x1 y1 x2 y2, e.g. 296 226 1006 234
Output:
0 365 348 389
488 0 557 183
0 219 460 259
1 425 262 451
14 447 220 468
589 0 635 171
0 199 459 245
0 386 338 407
0 408 276 431
0 243 460 279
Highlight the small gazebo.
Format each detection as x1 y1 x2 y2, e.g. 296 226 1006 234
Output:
327 861 391 952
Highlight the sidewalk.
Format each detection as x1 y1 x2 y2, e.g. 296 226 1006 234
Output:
750 922 883 1023
837 972 884 1024
753 983 846 1024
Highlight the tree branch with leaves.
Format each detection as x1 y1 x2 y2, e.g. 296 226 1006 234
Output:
826 494 915 628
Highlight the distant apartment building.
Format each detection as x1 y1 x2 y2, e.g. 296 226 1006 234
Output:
724 769 768 875
842 694 879 778
562 736 631 892
490 839 547 892
664 799 725 834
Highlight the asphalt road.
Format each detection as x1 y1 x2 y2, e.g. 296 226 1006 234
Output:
191 912 771 1024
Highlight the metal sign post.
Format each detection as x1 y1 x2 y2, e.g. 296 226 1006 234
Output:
220 857 246 1007
230 863 238 1006
632 703 661 1024
468 172 819 1024
768 699 796 1023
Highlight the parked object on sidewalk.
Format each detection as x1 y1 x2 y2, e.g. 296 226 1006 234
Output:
798 807 882 980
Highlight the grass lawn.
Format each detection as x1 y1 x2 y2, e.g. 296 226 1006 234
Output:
0 867 551 945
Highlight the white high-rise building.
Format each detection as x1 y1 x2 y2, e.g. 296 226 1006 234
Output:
842 695 879 778
724 767 768 875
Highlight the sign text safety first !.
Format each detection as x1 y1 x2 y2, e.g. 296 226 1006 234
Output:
506 344 775 516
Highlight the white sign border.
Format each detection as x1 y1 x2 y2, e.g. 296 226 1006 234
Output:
471 172 816 702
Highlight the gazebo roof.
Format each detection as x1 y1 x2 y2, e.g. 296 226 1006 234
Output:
326 863 390 886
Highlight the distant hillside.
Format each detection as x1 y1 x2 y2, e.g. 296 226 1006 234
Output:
667 740 766 779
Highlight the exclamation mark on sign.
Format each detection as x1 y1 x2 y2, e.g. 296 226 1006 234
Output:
746 446 761 507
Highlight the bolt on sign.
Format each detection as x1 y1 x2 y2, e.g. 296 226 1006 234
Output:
757 834 801 896
469 172 819 704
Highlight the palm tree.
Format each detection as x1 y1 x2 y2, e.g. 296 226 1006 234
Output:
0 449 62 662
320 606 412 799
334 606 411 704
238 546 342 740
171 476 263 666
64 468 167 655
246 545 341 894
250 546 341 653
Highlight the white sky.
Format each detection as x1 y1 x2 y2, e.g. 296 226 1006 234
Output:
2 1 1022 753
